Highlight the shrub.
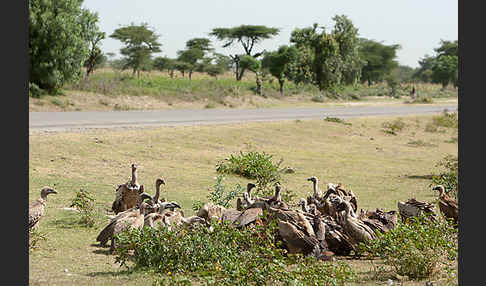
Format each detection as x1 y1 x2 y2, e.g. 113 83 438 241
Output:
216 151 284 192
432 110 458 129
430 155 458 200
360 216 458 280
115 217 355 286
324 117 352 126
207 175 244 208
70 189 97 227
382 118 406 135
29 229 47 251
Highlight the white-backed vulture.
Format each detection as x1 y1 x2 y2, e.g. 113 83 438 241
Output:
359 208 398 234
397 198 437 223
321 215 355 256
267 206 315 237
299 198 321 217
197 202 227 221
277 220 321 257
236 183 256 211
29 187 58 231
332 197 377 245
97 193 154 249
103 202 149 253
432 185 458 225
235 207 263 228
112 164 144 214
307 176 323 202
152 178 166 204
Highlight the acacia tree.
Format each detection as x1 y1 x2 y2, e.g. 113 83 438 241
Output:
29 0 100 94
210 25 280 80
262 45 298 96
110 23 162 77
358 38 400 86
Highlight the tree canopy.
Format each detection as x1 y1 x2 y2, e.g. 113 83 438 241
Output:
358 38 400 86
110 23 162 77
262 45 298 96
29 0 100 94
210 25 280 80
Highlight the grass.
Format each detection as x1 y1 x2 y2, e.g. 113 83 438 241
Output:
28 68 458 112
29 114 457 285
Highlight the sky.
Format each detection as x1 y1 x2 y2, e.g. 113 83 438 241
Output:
81 0 457 68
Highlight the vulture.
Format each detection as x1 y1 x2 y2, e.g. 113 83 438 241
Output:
332 197 377 246
277 220 321 257
29 187 58 231
221 208 243 225
307 176 323 202
236 183 256 211
235 207 263 228
321 215 355 256
160 211 208 230
322 183 358 213
265 185 289 209
152 178 166 204
112 164 144 214
433 185 459 225
298 198 321 217
197 202 227 221
267 206 315 238
397 198 437 223
97 193 155 251
358 208 398 234
99 202 150 253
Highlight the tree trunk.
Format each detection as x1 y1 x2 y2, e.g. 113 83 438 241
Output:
237 68 245 81
189 70 192 80
169 70 174 78
279 79 285 96
256 76 262 97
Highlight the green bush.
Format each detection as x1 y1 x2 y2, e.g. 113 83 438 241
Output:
207 175 244 208
115 218 355 286
360 216 457 280
432 110 458 129
430 155 458 200
70 189 97 227
216 151 283 192
29 228 47 251
324 117 352 126
382 118 406 135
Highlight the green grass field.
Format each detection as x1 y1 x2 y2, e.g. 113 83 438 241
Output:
29 113 457 285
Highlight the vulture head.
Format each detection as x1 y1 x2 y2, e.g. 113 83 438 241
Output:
307 176 318 184
247 183 256 193
432 185 446 196
40 187 58 200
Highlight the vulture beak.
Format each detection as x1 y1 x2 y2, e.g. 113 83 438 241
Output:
49 189 58 194
307 177 313 181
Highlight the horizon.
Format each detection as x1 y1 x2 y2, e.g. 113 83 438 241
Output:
82 0 457 68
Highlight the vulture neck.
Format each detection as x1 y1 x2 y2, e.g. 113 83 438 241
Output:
154 182 161 202
131 167 138 186
312 180 320 198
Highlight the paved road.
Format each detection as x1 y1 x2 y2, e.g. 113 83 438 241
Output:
29 104 458 132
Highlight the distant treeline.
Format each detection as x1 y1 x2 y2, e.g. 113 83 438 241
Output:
29 0 458 97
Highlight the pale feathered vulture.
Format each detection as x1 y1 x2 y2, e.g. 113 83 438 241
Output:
29 187 58 231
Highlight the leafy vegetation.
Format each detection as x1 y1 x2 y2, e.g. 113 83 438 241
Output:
29 0 101 94
29 229 47 251
324 117 352 126
115 218 356 286
216 151 284 192
431 155 458 200
382 118 406 135
360 215 458 280
70 188 97 227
